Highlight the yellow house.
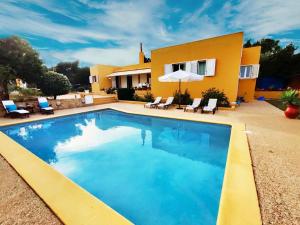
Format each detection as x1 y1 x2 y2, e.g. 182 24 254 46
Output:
90 32 261 102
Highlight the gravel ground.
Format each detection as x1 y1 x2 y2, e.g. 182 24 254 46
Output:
0 155 62 225
240 102 300 225
0 101 299 225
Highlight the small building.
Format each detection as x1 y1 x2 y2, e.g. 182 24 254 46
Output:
90 32 261 102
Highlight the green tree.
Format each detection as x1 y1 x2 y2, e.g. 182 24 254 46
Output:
0 36 44 99
40 71 72 99
54 61 79 85
0 65 15 99
244 38 299 80
73 67 90 86
52 61 91 90
244 38 282 55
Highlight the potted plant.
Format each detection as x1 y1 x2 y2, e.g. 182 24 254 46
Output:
281 88 300 119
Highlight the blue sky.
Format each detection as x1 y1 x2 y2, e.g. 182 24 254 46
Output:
1 0 300 67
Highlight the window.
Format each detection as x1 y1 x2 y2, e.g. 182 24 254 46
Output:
89 75 98 83
240 66 253 78
172 63 185 72
92 76 97 82
197 61 206 75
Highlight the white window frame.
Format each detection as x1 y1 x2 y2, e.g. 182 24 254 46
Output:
172 62 186 72
164 58 216 76
89 75 98 83
239 64 260 79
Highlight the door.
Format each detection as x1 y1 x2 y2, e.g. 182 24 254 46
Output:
127 76 132 88
115 76 120 88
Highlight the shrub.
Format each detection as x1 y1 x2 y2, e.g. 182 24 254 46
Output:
40 71 72 99
117 88 135 100
281 88 300 106
133 93 143 101
106 87 117 94
18 87 42 96
144 92 154 102
76 86 85 92
201 88 230 107
173 89 193 105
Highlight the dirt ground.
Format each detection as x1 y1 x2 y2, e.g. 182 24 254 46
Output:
0 101 299 225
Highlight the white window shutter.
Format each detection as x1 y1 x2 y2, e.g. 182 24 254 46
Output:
89 76 93 83
205 59 216 76
251 64 260 78
191 61 198 74
185 62 192 72
164 64 172 74
96 75 99 83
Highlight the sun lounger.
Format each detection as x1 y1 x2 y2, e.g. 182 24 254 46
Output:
184 98 201 112
201 98 218 114
2 100 29 118
144 96 162 108
157 97 174 109
38 97 54 114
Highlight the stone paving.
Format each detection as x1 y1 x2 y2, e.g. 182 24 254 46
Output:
0 101 299 225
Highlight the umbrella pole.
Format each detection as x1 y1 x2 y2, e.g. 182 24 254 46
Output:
177 79 183 109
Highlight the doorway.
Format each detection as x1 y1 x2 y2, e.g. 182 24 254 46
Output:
127 76 132 88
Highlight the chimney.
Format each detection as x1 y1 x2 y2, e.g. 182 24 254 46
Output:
139 42 145 64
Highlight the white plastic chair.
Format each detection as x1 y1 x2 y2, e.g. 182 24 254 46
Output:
202 98 218 114
144 97 162 108
184 98 201 112
157 97 174 109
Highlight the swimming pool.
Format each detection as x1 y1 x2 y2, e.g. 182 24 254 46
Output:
1 109 231 225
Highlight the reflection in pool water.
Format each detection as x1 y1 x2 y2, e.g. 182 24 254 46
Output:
1 109 231 225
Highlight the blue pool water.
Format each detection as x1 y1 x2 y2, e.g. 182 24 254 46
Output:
0 109 231 225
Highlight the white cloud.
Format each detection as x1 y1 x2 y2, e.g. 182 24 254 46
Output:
21 0 84 21
179 0 212 24
1 0 300 66
48 47 138 66
0 1 117 43
229 0 300 38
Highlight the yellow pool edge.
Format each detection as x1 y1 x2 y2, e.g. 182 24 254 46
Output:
0 106 262 225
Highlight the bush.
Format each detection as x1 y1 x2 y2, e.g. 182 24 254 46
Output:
201 88 230 107
133 93 143 101
173 89 193 105
144 92 154 102
76 85 91 92
106 87 117 94
40 71 72 99
17 87 42 96
117 88 135 100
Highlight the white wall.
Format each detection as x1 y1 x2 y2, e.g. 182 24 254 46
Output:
132 75 139 87
121 76 127 88
140 74 147 83
111 77 116 88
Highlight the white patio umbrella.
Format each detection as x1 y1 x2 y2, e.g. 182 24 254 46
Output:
158 69 204 109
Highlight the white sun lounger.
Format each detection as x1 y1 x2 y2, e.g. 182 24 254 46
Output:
201 98 218 114
184 98 201 112
2 100 30 118
157 97 174 109
38 97 54 114
144 96 162 108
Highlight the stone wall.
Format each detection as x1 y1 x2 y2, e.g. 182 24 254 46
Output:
0 96 117 117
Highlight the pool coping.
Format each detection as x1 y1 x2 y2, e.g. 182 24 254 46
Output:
0 106 262 225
